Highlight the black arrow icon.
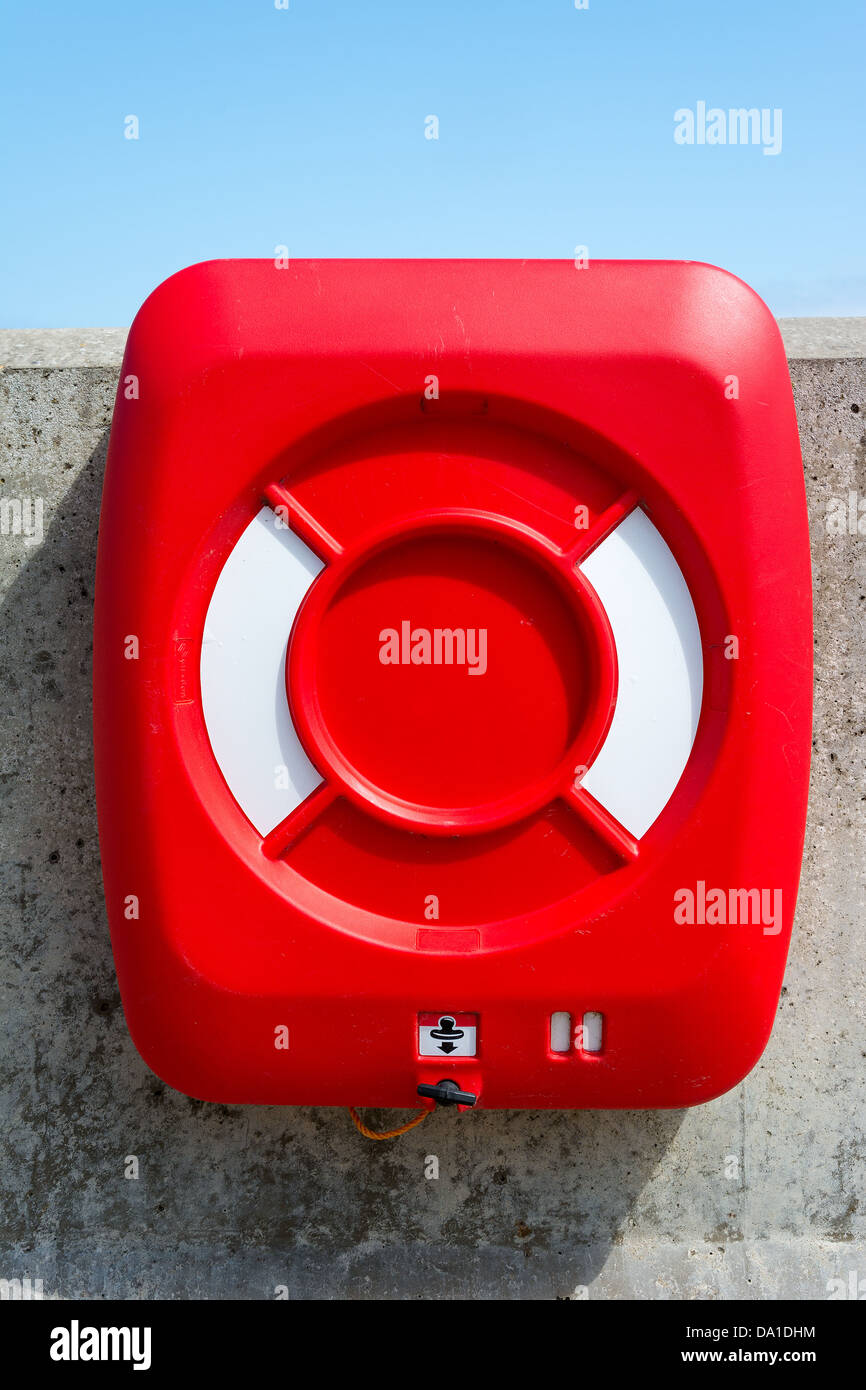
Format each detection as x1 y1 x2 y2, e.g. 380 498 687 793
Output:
430 1015 464 1054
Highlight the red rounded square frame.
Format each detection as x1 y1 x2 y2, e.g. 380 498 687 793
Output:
94 260 811 1108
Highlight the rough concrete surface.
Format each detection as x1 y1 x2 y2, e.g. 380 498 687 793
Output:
1 315 865 368
0 344 863 1300
0 329 128 369
778 318 866 359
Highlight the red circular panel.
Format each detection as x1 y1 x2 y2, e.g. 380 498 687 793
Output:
288 513 616 835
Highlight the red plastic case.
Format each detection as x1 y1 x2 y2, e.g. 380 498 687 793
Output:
93 259 812 1109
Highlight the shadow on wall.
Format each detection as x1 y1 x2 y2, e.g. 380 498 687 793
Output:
0 372 685 1298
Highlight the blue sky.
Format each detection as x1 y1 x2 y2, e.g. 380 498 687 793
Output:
1 0 863 326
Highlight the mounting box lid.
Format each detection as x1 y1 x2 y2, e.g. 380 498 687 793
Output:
93 259 812 1109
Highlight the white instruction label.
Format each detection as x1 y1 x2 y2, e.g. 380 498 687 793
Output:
418 1012 478 1057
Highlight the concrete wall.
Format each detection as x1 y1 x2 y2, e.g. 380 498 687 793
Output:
0 329 863 1300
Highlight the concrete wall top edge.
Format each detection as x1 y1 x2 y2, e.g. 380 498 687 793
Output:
1 319 865 368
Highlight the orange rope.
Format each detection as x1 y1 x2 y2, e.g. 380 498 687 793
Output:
347 1106 429 1140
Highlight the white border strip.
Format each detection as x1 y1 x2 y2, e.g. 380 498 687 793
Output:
200 507 324 836
580 509 703 838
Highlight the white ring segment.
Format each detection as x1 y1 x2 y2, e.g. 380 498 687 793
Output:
200 506 324 836
579 508 703 838
200 503 702 844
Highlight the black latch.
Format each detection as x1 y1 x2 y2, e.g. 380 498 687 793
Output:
417 1079 477 1107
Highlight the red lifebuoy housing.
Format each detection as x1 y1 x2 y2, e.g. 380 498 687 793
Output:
93 260 811 1109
